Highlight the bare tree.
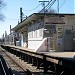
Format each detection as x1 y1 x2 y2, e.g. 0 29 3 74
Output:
0 0 5 21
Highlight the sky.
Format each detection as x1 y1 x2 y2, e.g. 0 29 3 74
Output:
0 0 74 38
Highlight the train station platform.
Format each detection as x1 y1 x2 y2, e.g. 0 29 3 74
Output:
1 45 75 75
4 45 75 58
5 45 35 52
41 52 75 58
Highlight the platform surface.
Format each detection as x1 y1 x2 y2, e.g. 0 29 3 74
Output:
5 45 75 58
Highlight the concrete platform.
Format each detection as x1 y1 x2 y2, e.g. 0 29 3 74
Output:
39 52 75 58
5 45 35 52
4 45 75 58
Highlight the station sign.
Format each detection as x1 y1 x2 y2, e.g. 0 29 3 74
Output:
45 16 65 24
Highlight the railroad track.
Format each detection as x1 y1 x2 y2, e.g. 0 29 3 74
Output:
0 46 28 75
0 45 56 75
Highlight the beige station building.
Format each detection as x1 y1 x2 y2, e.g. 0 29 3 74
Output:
12 13 75 52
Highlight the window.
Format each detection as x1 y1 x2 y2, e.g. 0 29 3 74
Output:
58 27 62 31
28 32 30 38
66 30 71 34
45 25 55 30
58 32 62 37
34 30 37 37
28 30 33 38
39 29 43 37
28 25 33 38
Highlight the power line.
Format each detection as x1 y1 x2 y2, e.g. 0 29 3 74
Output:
22 4 41 12
57 0 59 13
45 0 54 9
39 0 49 13
39 0 66 13
39 0 56 13
59 0 66 9
39 0 52 13
46 0 56 10
6 18 19 20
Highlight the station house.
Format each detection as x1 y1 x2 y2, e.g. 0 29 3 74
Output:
12 13 75 52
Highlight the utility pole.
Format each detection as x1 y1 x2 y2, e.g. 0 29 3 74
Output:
39 1 49 13
39 1 49 51
20 7 23 22
10 25 11 34
57 0 59 13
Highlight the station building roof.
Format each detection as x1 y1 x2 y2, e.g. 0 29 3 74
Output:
11 13 75 33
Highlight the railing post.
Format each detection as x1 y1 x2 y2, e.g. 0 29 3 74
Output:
21 53 25 60
37 58 41 69
28 55 32 64
43 54 48 73
26 54 28 62
32 56 37 66
24 54 27 62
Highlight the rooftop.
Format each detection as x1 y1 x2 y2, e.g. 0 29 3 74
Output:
12 13 75 32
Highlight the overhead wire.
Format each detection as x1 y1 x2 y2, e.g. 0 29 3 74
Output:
39 0 66 13
6 19 18 20
46 0 56 10
39 0 53 12
22 0 57 13
22 4 41 12
45 0 56 9
59 0 66 9
7 0 66 20
44 0 53 8
39 0 56 13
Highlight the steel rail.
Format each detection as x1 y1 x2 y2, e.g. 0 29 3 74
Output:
0 46 33 75
0 59 7 75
